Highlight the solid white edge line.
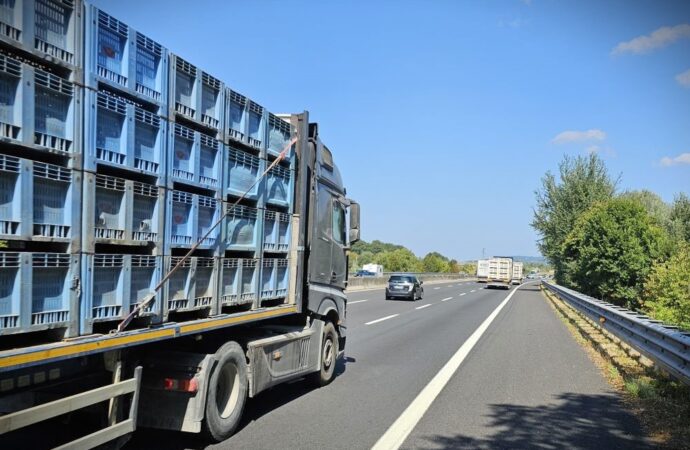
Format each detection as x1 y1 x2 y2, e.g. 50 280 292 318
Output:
415 304 432 310
371 286 520 450
441 297 453 302
365 314 400 325
348 299 368 304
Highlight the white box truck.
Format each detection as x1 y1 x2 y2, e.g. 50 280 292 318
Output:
511 262 524 285
487 257 513 289
363 263 384 277
476 259 489 283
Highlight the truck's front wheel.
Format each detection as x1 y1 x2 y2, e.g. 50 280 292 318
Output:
204 341 248 442
310 321 339 387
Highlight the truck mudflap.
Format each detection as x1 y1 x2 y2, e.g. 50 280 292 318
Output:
137 352 215 433
0 366 142 449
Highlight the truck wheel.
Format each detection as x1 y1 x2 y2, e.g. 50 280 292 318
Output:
310 321 339 387
204 341 248 442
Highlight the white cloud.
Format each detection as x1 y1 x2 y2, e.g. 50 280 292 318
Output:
660 153 690 167
676 69 690 87
612 24 690 55
552 129 607 144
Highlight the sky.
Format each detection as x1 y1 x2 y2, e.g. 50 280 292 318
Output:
92 0 690 261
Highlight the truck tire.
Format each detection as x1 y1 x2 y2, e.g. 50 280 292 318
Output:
204 341 248 442
309 321 339 387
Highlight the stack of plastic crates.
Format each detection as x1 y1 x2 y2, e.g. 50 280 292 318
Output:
80 4 167 334
0 0 83 340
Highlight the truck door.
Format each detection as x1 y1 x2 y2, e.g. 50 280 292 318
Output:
330 199 347 288
310 183 334 285
309 183 347 289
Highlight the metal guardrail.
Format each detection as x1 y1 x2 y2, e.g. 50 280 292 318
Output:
543 282 690 386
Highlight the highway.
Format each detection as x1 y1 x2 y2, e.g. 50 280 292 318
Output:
126 281 650 449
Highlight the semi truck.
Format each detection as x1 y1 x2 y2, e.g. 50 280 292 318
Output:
476 259 489 283
487 257 513 289
511 262 524 285
0 1 359 447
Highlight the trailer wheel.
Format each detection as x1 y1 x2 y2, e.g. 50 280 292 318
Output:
310 321 339 387
204 342 248 442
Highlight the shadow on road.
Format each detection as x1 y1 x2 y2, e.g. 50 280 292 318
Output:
412 392 651 450
124 356 356 449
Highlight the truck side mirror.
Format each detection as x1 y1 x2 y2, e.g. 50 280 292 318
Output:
348 201 360 244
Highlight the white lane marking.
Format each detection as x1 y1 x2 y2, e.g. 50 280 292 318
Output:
371 287 520 450
471 289 477 293
348 299 368 304
434 287 441 290
441 297 453 302
365 314 399 325
459 293 467 296
415 304 432 310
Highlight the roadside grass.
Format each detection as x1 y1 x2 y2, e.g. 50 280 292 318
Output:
542 287 690 450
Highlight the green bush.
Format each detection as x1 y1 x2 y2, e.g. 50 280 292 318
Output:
562 198 669 309
643 244 690 331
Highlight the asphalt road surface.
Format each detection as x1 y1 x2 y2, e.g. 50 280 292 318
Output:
127 281 650 450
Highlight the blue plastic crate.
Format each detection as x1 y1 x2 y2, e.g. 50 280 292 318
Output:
170 55 224 135
164 256 217 314
169 123 222 191
84 90 166 180
225 146 262 200
265 164 294 209
166 191 220 251
0 0 80 71
224 88 265 150
275 258 289 297
263 210 291 252
0 252 79 337
267 113 293 157
222 204 261 253
0 53 80 161
81 253 162 333
197 195 220 248
0 155 81 248
82 173 165 252
260 258 276 299
85 5 168 110
218 257 258 307
31 160 81 244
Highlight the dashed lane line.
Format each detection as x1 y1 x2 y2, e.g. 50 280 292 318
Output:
365 314 399 325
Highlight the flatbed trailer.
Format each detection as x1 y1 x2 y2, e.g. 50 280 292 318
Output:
0 1 360 445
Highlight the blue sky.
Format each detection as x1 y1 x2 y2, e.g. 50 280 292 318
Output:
92 0 690 261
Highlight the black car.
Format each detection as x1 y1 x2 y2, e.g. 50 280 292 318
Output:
385 275 424 300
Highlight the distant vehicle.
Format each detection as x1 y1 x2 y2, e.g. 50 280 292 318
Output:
487 257 513 289
386 275 424 300
476 259 490 283
354 270 377 277
362 263 384 277
511 262 524 285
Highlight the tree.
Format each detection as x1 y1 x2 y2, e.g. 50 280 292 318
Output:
669 193 690 244
620 190 671 228
532 153 617 283
422 252 450 273
642 244 690 330
377 249 422 273
562 198 669 309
